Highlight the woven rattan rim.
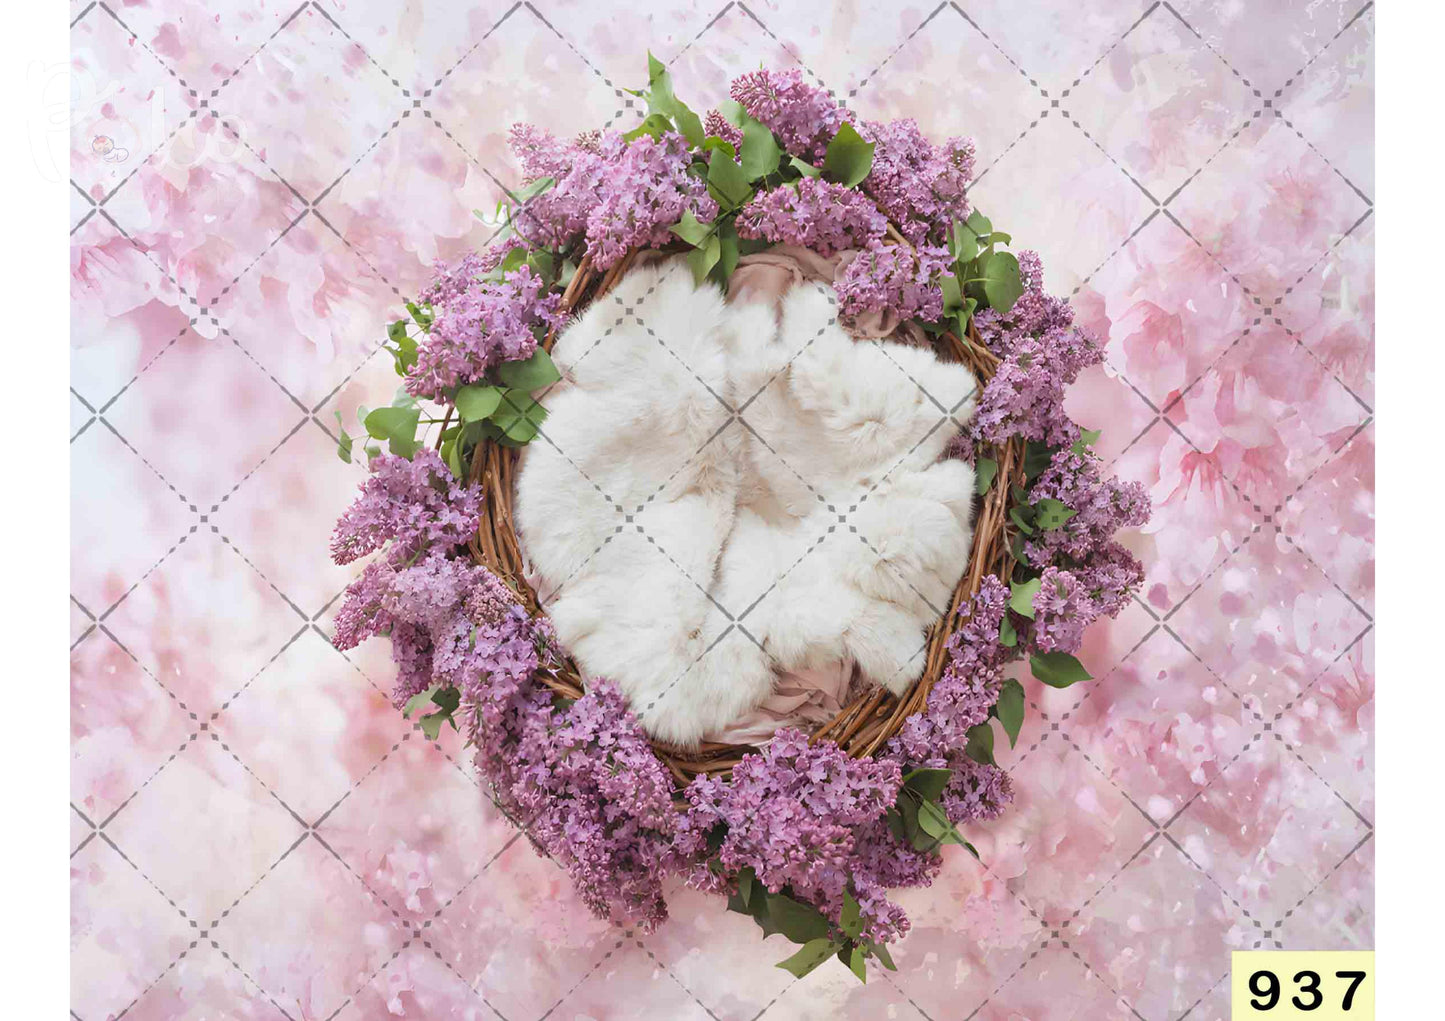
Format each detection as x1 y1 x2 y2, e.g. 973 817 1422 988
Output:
460 246 1021 784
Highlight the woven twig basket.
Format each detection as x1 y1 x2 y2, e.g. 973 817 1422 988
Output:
464 246 1021 784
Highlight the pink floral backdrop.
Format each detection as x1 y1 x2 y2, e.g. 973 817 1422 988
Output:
69 1 1374 1018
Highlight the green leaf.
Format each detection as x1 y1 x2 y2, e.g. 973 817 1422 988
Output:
514 175 556 203
939 272 964 314
490 390 547 444
333 412 353 463
863 940 897 972
1030 652 1093 689
385 320 419 377
1022 440 1055 481
789 156 822 178
623 113 673 142
975 457 998 495
776 939 840 978
821 122 875 187
363 405 422 458
497 348 562 392
999 613 1018 648
839 887 864 939
965 210 993 237
1032 498 1077 531
841 943 868 983
670 209 715 247
688 234 722 284
764 892 833 944
707 148 753 209
995 678 1025 747
644 52 704 146
737 867 757 909
402 685 441 719
701 136 738 159
913 802 971 849
716 98 746 127
739 118 782 180
902 768 953 804
949 219 980 263
1071 428 1102 455
979 250 1025 313
1009 505 1036 536
454 384 503 422
964 722 995 766
715 220 740 286
1009 577 1042 619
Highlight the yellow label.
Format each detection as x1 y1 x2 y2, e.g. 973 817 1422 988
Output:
1231 951 1374 1019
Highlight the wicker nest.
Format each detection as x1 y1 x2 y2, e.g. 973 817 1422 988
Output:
465 247 1021 785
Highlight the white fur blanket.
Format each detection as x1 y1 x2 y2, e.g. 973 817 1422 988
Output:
515 259 977 745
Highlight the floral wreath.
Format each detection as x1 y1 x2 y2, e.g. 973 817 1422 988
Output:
330 58 1150 979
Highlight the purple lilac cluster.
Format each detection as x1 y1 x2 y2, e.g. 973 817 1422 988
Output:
329 450 483 567
1020 449 1149 654
890 576 1011 762
729 69 843 162
406 262 566 401
499 681 684 930
835 240 951 322
703 109 743 150
507 125 718 269
685 729 906 941
859 119 976 246
735 177 887 255
965 252 1103 451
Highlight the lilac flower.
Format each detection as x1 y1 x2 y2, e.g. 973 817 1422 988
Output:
507 127 718 269
407 263 566 401
329 451 483 567
1024 448 1151 565
729 69 843 162
501 681 682 930
968 318 1103 449
703 109 743 150
890 577 1009 761
859 119 975 245
1030 566 1096 654
583 132 719 269
685 729 902 938
835 240 951 323
735 177 887 255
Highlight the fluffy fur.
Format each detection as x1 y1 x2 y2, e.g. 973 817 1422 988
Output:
515 260 976 745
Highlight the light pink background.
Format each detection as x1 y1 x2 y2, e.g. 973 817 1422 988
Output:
70 2 1374 1018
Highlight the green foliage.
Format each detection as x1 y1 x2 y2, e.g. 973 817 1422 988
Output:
998 613 1018 648
1030 651 1092 689
974 456 999 495
643 53 704 146
964 721 995 765
454 384 504 422
333 411 354 463
707 147 754 209
1032 497 1077 531
726 880 887 983
821 122 875 187
364 404 422 458
977 250 1024 314
1071 427 1102 456
942 208 1026 333
1009 577 1042 619
669 209 714 247
739 118 782 181
402 684 461 740
497 348 562 392
994 678 1025 747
